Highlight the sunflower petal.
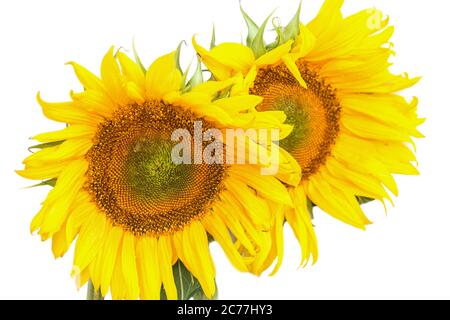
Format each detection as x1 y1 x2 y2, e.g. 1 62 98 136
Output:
146 52 182 99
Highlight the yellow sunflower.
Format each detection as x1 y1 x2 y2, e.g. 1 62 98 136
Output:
17 47 300 299
194 0 424 274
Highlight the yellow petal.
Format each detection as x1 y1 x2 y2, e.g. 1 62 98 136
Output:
182 222 216 298
249 231 273 275
286 187 319 266
136 237 161 300
117 52 146 92
268 203 285 275
16 161 68 180
33 125 96 143
305 176 369 229
230 165 293 207
73 212 107 273
158 236 177 300
24 138 92 166
213 95 262 114
342 113 412 143
192 76 238 97
282 54 307 88
100 227 123 297
39 160 88 235
121 232 140 299
66 192 93 242
224 177 271 229
202 213 248 272
213 203 255 256
217 191 262 251
37 92 101 126
326 157 392 200
51 222 69 258
146 52 182 100
193 36 253 80
101 47 128 106
209 43 255 73
291 24 317 59
307 0 344 39
70 90 114 117
126 81 145 104
255 40 293 66
110 241 126 300
66 61 105 92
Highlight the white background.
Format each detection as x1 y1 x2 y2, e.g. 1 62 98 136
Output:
0 0 448 300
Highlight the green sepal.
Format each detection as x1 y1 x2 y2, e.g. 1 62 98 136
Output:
87 280 104 300
357 196 375 205
251 10 275 59
160 261 216 300
26 178 57 189
28 140 64 151
180 62 192 93
307 198 314 220
175 40 186 74
267 17 283 51
211 85 233 101
185 57 204 91
283 1 302 43
240 1 259 47
132 38 146 74
175 41 195 92
210 24 216 49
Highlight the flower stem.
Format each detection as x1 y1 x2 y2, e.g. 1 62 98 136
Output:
87 279 104 300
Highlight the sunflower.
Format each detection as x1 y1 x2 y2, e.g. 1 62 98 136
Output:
193 0 424 274
17 47 300 299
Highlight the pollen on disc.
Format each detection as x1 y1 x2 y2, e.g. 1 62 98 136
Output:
85 101 227 236
251 62 341 179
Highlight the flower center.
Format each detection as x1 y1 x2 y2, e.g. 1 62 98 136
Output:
85 101 227 236
250 62 341 179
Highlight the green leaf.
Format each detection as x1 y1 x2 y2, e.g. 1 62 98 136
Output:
132 38 146 74
240 1 259 47
26 178 57 189
210 24 216 49
192 284 218 300
251 10 275 58
283 0 302 43
173 261 202 300
28 140 64 151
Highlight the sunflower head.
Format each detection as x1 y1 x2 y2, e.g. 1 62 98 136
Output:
18 44 300 299
193 0 424 275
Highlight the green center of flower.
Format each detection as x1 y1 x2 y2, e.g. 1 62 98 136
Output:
271 96 311 152
125 137 192 199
